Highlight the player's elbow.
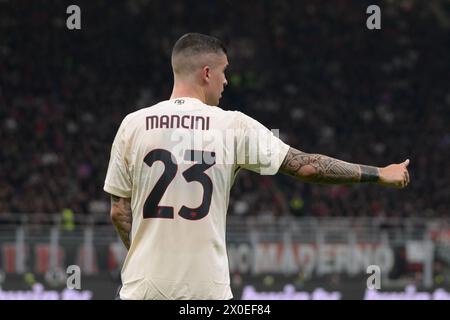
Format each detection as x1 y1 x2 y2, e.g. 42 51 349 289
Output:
297 165 318 182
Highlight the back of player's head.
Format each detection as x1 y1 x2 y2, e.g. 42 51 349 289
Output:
171 33 227 77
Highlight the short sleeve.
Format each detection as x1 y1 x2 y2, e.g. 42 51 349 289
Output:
104 117 132 198
234 111 290 175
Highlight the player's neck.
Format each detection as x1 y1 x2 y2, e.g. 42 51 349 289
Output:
170 83 206 104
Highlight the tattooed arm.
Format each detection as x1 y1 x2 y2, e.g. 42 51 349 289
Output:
110 195 132 250
279 147 410 188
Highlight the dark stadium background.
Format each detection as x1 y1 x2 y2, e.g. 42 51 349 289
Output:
0 0 449 300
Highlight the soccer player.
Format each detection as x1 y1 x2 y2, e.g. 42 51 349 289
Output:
104 33 410 300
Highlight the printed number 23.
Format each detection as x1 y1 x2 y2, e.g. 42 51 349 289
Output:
143 149 215 221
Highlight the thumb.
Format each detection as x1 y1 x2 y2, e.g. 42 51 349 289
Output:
403 159 410 167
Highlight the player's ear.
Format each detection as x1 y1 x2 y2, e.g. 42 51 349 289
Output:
201 65 211 83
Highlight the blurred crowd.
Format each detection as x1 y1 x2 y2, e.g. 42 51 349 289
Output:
1 0 449 220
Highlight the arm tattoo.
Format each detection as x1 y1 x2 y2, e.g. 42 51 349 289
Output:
110 195 132 250
279 147 379 184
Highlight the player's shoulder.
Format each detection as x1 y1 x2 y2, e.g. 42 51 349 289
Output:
230 110 254 121
206 106 256 129
207 107 264 132
206 105 248 119
119 100 255 128
120 101 166 125
227 109 260 127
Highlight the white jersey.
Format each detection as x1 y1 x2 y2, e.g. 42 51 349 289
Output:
104 97 290 299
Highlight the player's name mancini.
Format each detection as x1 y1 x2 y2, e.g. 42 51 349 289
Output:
146 114 210 131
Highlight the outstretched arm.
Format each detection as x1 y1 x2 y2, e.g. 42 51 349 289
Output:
110 195 132 250
279 147 410 188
